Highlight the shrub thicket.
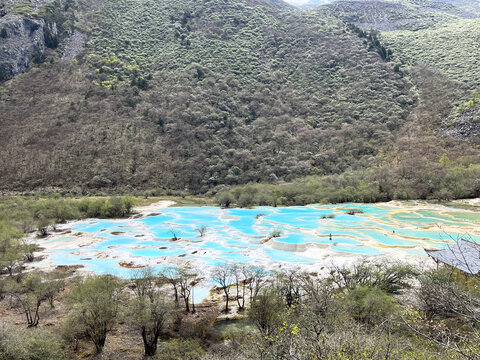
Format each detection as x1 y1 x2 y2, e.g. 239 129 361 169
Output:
1 254 479 359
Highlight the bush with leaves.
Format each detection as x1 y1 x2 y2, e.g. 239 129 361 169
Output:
127 268 172 356
155 339 205 360
0 323 65 360
63 275 123 354
345 286 397 325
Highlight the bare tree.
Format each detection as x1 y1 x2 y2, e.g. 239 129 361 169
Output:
195 225 208 237
275 268 302 307
161 266 181 307
212 265 234 313
169 226 179 241
128 267 172 356
177 268 199 313
131 267 156 300
243 265 267 304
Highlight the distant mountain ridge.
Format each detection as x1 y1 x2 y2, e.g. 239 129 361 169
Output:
321 0 480 31
299 0 335 9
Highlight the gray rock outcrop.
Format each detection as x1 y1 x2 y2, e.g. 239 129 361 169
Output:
62 30 87 61
0 15 45 80
443 107 480 142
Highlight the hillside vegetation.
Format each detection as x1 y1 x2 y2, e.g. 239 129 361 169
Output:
0 0 417 193
321 0 480 88
319 0 480 144
0 0 479 198
323 0 480 31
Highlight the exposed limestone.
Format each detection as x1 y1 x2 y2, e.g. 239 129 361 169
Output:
0 15 45 80
444 107 480 142
61 30 87 61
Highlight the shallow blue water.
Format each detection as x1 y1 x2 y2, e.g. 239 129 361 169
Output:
45 203 480 276
130 248 187 257
264 249 317 263
331 245 383 255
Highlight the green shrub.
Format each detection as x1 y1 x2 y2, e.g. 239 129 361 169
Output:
11 3 33 15
270 229 282 238
0 325 65 360
155 339 205 360
64 275 123 354
345 286 397 325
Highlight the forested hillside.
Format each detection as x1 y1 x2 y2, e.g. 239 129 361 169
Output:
323 0 480 31
0 0 479 199
319 0 480 146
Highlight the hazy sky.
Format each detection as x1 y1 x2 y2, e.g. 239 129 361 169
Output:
285 0 310 5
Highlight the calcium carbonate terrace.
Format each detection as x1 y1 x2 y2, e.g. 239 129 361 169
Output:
33 202 480 279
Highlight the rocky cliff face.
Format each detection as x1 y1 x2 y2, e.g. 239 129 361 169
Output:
444 107 480 142
0 15 45 80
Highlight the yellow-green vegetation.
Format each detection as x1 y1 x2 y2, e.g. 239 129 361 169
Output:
0 195 136 277
457 90 480 114
156 339 205 360
382 19 480 89
217 158 480 207
0 195 137 231
0 326 65 359
10 3 33 15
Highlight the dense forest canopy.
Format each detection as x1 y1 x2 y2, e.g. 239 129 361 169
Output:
0 0 479 200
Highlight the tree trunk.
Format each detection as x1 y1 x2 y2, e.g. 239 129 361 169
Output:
93 333 107 354
173 286 179 307
25 302 40 327
242 282 246 309
192 287 196 314
142 327 158 356
236 281 242 309
224 290 229 313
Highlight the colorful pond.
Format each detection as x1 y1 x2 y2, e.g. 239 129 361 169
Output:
36 202 480 279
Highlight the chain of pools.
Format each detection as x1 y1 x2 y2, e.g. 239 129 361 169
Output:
33 202 480 279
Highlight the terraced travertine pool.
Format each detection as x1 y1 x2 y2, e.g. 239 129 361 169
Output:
34 201 480 280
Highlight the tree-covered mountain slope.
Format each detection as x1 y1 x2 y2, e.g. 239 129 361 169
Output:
0 0 478 198
322 0 480 31
324 0 480 88
318 0 480 142
381 18 480 89
0 0 417 192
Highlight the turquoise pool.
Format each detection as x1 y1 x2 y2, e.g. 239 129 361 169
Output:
41 202 480 276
